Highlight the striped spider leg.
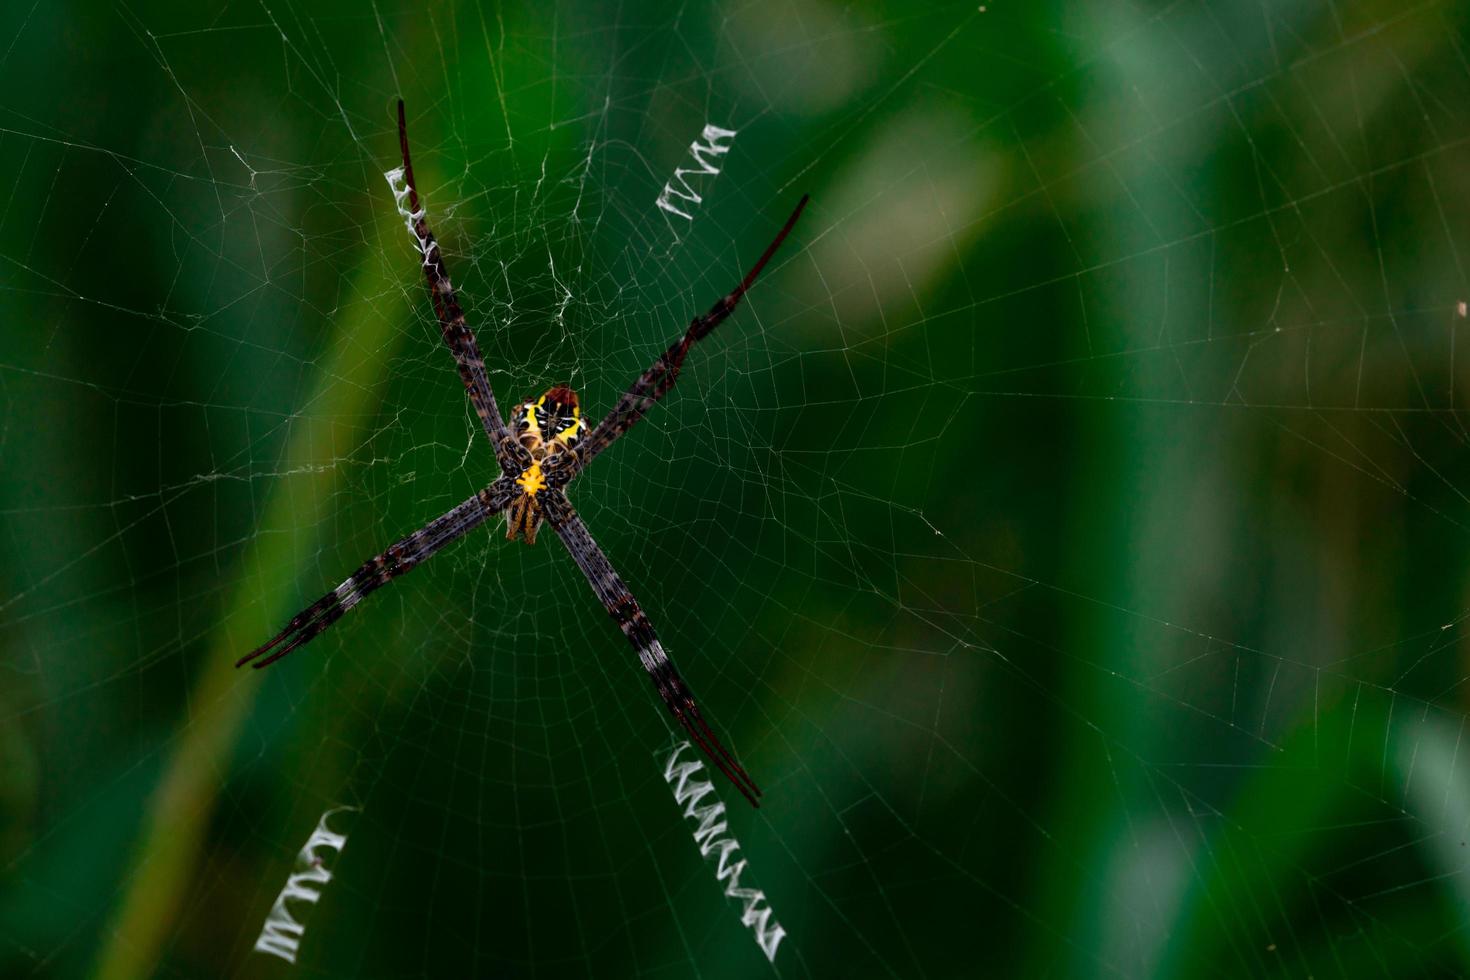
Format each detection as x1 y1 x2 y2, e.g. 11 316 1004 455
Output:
542 492 762 807
237 479 517 669
549 193 809 484
385 99 527 476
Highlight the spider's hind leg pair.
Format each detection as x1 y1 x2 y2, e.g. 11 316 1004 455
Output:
238 100 809 807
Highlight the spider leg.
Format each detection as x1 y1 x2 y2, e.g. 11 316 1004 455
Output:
543 493 762 806
564 195 809 478
238 480 516 670
386 100 524 474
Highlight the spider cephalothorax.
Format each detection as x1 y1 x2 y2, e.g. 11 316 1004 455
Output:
505 386 582 544
238 99 808 808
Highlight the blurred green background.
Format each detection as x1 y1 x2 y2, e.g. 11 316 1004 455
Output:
4 1 1470 976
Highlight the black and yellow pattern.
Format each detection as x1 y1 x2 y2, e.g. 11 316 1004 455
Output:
504 386 582 544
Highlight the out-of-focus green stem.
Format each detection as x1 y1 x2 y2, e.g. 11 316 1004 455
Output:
92 211 409 980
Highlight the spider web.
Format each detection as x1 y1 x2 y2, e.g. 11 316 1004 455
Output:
4 1 1470 976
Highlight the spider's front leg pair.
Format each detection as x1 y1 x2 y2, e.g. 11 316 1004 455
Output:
239 100 807 806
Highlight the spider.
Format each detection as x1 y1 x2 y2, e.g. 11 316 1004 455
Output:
236 100 808 808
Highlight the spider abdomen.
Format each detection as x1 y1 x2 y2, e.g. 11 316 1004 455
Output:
512 387 583 457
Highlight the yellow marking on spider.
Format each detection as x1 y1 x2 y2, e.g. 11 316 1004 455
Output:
517 461 547 495
524 401 540 435
557 405 582 443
